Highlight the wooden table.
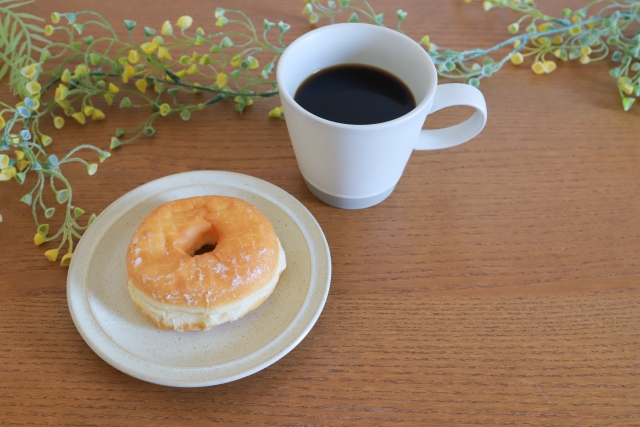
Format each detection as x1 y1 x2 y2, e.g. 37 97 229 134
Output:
2 0 639 424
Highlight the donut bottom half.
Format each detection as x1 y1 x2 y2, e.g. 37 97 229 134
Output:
127 240 286 332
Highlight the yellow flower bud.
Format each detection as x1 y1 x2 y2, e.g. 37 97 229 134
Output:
513 40 521 49
186 64 198 75
175 69 186 78
41 134 52 146
34 232 46 245
571 15 580 23
15 150 25 161
72 112 86 125
140 41 158 55
0 154 8 169
216 73 228 88
61 69 72 83
83 105 95 116
51 12 61 24
420 35 430 45
20 65 37 80
55 84 69 101
538 23 548 31
54 116 65 129
61 252 73 267
128 49 140 64
580 55 590 65
56 99 71 113
161 20 173 36
157 47 172 60
153 35 164 45
108 82 119 93
531 61 545 75
177 16 193 30
230 54 242 67
44 248 59 262
16 159 29 171
249 57 259 69
44 25 54 36
73 64 88 78
569 26 581 36
552 37 563 45
268 106 284 119
122 64 136 83
92 109 105 120
159 103 171 116
580 46 592 56
0 170 11 181
234 96 253 106
26 81 41 95
4 165 16 177
135 78 148 93
509 52 524 65
543 60 556 73
104 93 114 106
0 116 5 130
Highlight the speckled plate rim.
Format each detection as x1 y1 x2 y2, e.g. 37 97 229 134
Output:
67 171 331 387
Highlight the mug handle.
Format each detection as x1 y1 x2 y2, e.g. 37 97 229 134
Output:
415 83 487 150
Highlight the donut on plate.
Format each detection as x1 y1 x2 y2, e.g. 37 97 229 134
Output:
125 195 286 331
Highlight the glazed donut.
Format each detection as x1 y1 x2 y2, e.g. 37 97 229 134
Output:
125 195 286 331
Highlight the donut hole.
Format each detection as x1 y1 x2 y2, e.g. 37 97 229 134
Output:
185 226 219 257
194 243 216 256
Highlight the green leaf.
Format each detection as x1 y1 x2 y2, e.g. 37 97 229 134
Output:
119 97 133 108
90 53 102 65
56 189 69 204
72 23 83 34
88 213 97 226
348 12 359 23
481 64 493 77
230 69 240 79
622 97 635 111
99 151 111 163
374 13 383 23
167 87 179 97
115 128 125 137
15 172 25 184
124 20 136 31
87 164 98 175
609 68 621 78
469 78 480 88
220 36 233 48
20 193 32 205
143 126 155 137
74 207 85 217
65 13 76 24
396 10 407 21
144 26 155 36
110 137 122 149
277 21 290 33
48 155 59 166
180 109 191 121
38 224 49 235
45 207 55 218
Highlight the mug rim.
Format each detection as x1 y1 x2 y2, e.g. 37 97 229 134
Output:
276 23 438 129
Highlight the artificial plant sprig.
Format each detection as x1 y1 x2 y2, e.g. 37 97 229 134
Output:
309 0 640 111
2 2 291 265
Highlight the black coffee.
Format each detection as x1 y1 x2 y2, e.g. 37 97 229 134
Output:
294 64 416 125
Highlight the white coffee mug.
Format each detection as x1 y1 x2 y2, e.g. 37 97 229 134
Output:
277 23 487 209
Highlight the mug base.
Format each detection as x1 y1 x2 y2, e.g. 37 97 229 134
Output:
303 178 396 210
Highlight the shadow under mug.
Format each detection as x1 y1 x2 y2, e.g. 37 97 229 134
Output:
277 23 488 209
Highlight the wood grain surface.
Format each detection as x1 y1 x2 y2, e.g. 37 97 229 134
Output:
1 0 639 425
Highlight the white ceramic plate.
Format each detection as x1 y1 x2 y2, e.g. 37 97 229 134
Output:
67 171 331 387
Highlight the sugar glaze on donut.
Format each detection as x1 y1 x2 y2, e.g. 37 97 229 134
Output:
125 196 286 331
